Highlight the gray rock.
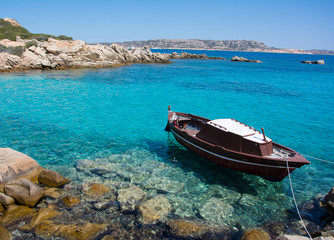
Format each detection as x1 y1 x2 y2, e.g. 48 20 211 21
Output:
117 185 147 212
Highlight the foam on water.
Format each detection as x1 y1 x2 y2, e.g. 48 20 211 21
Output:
0 51 333 229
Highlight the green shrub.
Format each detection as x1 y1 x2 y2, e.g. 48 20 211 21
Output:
25 40 38 48
58 35 73 41
0 45 25 56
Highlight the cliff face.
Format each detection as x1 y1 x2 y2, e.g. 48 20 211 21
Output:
0 38 171 72
115 39 334 55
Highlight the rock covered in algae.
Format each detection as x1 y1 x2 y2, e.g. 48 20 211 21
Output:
0 205 36 227
85 183 110 197
241 229 271 240
138 195 172 224
20 207 61 231
4 179 44 207
0 203 4 213
166 218 234 239
44 188 61 199
62 196 80 208
0 225 12 240
34 220 107 240
38 169 70 187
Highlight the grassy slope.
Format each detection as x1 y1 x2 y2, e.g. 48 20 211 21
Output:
0 18 72 41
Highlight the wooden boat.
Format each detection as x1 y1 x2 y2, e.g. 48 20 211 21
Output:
165 106 310 181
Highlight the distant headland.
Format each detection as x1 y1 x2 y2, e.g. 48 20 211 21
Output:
113 39 334 55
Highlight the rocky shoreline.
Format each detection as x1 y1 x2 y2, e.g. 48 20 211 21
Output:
0 38 268 73
0 38 171 72
0 147 333 240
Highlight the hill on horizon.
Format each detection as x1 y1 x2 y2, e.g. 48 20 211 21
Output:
113 39 334 55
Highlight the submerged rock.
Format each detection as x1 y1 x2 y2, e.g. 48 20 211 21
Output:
199 197 234 226
241 229 271 240
0 205 36 227
62 196 80 208
166 218 233 239
4 179 44 207
117 185 147 212
0 148 43 187
0 226 12 240
38 169 70 187
138 195 172 224
44 188 61 199
20 207 61 231
34 220 107 240
85 183 110 197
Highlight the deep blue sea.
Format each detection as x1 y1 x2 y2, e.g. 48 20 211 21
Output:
1 50 333 229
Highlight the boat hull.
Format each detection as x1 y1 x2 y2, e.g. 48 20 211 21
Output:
168 120 309 181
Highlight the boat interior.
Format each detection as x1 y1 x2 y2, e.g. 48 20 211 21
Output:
171 113 296 158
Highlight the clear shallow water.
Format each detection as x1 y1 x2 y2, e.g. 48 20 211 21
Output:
0 50 333 229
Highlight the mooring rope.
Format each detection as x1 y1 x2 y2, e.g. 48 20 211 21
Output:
302 154 334 165
286 159 313 240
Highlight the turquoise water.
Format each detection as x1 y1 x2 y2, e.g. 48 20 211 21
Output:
0 50 333 229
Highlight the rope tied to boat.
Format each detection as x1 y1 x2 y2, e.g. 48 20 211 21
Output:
302 154 334 165
286 158 313 240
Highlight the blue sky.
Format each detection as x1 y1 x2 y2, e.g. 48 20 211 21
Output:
1 0 334 50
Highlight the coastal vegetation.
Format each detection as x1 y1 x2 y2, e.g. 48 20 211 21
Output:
0 18 72 42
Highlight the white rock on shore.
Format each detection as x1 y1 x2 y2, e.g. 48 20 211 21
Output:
0 148 43 187
0 38 171 71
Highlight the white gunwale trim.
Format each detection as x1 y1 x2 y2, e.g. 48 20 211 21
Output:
171 129 290 169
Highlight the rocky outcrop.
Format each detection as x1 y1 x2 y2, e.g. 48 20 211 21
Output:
0 38 171 72
301 60 325 64
3 17 22 27
168 51 224 60
231 55 261 63
0 148 43 187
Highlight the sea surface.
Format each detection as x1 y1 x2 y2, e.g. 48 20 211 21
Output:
0 50 333 230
